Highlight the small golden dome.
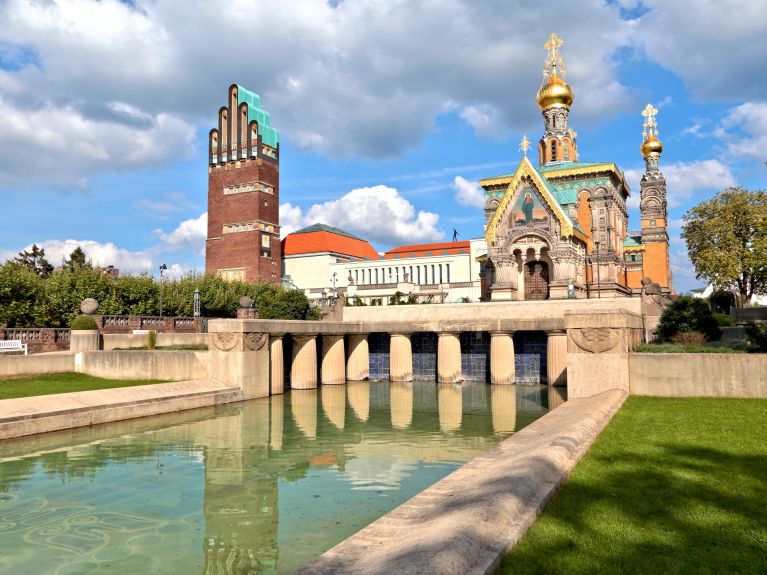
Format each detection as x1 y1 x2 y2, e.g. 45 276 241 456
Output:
641 131 663 157
536 71 573 110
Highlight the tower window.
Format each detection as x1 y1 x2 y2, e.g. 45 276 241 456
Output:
550 140 557 161
563 143 569 161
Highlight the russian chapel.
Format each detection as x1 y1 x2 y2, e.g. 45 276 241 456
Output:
480 34 672 301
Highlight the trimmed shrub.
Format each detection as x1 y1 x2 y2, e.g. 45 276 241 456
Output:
744 322 767 353
655 296 722 342
70 315 98 330
670 331 706 349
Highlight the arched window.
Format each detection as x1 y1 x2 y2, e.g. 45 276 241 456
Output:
550 139 557 161
563 140 570 161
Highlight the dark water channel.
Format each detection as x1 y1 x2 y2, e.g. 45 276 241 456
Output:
0 382 563 574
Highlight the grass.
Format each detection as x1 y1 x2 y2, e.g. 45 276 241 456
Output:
635 342 747 353
0 372 168 400
499 397 767 575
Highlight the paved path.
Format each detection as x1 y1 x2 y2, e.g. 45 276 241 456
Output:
0 380 243 440
296 389 627 575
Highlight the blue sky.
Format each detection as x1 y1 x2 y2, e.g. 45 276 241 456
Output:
0 0 765 293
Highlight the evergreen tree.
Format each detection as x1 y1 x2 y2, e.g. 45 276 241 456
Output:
62 246 92 271
13 244 54 278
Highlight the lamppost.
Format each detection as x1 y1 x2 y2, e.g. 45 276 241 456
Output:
193 288 201 318
331 272 337 303
159 264 167 316
594 242 601 299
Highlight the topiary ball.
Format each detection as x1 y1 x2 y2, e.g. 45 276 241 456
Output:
70 315 99 330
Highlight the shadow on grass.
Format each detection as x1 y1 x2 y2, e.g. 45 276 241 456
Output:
500 441 767 574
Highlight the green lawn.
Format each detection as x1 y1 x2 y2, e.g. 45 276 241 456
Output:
499 397 767 575
0 373 168 400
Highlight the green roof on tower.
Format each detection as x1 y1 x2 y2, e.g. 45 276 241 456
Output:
237 85 280 149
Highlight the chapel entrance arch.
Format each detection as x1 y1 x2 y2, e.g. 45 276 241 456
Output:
524 261 549 300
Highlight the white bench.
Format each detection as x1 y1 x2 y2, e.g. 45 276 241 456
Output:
0 340 27 355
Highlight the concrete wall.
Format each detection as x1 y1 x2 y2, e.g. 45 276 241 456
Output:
629 353 767 397
0 353 75 378
343 297 642 323
75 351 209 381
102 333 208 351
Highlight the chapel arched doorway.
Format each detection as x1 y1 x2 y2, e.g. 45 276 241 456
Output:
524 261 549 300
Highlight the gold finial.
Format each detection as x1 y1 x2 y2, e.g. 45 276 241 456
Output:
543 33 566 81
519 135 530 156
642 103 659 139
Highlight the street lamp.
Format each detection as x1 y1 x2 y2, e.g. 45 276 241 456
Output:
193 288 201 318
159 264 167 317
331 272 337 303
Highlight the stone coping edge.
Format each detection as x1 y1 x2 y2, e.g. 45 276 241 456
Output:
0 380 244 441
295 389 628 575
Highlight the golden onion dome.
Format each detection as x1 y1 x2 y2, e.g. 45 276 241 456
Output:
536 71 573 110
641 131 663 157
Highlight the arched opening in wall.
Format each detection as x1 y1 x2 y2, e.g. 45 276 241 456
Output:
411 332 437 381
513 331 548 384
524 261 549 300
283 335 293 388
459 331 490 381
209 131 218 163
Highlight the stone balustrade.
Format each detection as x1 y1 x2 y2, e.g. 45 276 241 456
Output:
0 328 70 354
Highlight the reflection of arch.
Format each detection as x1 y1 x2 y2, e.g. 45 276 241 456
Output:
347 381 370 422
291 390 318 439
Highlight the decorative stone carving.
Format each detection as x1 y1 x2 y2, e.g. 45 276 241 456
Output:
570 327 620 354
80 298 99 315
640 277 674 316
244 332 268 352
212 332 241 351
239 296 253 309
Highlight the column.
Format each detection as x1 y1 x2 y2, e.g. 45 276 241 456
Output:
491 384 517 434
291 334 318 389
437 332 462 383
346 334 370 381
490 331 515 385
270 335 284 395
321 334 346 385
389 333 413 382
547 330 567 387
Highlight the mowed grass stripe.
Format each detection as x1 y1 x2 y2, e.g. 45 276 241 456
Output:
0 372 168 400
500 396 767 575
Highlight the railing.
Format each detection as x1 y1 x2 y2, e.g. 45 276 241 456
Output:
357 283 397 291
448 282 474 288
103 316 130 328
0 328 70 353
93 315 203 334
140 316 165 329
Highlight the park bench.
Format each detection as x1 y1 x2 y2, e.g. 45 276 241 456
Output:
0 340 27 355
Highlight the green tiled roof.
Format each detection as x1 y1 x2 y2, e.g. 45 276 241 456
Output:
293 223 363 240
538 161 604 172
624 235 643 247
237 85 280 148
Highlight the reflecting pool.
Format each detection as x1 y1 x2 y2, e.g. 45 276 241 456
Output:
0 383 563 574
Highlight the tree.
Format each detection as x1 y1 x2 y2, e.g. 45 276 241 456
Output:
681 187 767 303
13 244 54 278
655 296 721 342
62 246 92 270
0 262 44 327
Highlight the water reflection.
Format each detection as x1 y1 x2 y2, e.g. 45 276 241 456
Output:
0 382 555 574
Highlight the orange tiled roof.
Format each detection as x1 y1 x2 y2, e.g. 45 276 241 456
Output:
384 241 470 259
282 228 379 259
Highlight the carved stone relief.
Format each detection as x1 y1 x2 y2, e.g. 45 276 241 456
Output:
212 332 241 352
244 332 268 352
569 327 621 354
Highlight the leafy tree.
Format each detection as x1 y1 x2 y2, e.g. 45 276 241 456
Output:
708 289 735 314
62 246 92 270
38 268 117 327
655 296 722 342
13 244 54 278
0 262 44 327
114 274 159 316
681 187 767 303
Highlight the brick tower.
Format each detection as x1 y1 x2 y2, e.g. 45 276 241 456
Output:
639 103 672 293
205 84 280 283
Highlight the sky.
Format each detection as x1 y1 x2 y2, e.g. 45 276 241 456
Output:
0 0 765 292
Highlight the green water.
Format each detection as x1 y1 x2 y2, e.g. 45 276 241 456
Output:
0 382 561 574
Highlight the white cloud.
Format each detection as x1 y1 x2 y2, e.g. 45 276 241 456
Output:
154 213 207 254
0 0 635 187
453 176 485 208
280 185 442 245
27 239 155 274
624 159 736 208
136 192 198 218
633 1 767 101
718 102 767 161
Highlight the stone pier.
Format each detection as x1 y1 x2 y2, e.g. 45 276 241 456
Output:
390 333 413 382
269 335 284 395
437 332 462 383
321 334 346 385
546 330 567 387
291 335 318 390
490 331 515 385
346 334 370 381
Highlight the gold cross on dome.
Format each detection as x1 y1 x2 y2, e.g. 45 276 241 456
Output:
543 33 566 79
519 135 530 156
642 103 659 139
